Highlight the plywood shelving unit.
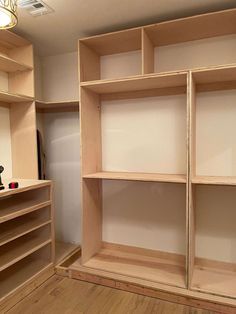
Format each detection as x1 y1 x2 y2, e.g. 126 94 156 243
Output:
70 8 236 312
0 180 54 312
0 30 55 312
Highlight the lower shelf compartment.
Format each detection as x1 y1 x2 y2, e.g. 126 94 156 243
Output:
191 259 236 298
76 243 186 288
0 253 52 300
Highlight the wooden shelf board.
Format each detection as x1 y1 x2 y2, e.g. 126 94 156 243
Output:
191 264 236 299
0 258 52 300
193 65 236 92
192 176 236 186
0 200 51 224
0 30 31 49
79 243 186 289
36 100 79 113
0 179 51 198
80 28 141 55
0 91 34 103
144 9 236 47
80 72 187 94
83 171 186 183
0 234 51 272
55 241 79 265
0 54 33 73
0 218 51 247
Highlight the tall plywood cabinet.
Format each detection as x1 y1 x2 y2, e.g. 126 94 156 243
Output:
0 31 55 312
70 9 236 313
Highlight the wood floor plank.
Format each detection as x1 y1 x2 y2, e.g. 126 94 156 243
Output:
7 275 217 314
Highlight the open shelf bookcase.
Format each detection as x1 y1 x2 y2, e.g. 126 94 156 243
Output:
70 8 236 312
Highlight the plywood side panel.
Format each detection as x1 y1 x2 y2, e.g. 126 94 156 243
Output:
188 73 196 287
142 29 154 74
10 102 38 179
80 88 101 175
79 41 100 82
8 44 34 67
9 70 35 97
82 179 102 263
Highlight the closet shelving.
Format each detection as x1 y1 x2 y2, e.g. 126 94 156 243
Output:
0 30 54 312
70 8 236 312
0 180 54 312
36 99 79 113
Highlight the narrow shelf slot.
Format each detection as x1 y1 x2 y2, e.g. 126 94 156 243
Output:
0 54 33 73
78 243 186 288
0 217 51 247
0 201 51 224
0 252 52 300
0 229 51 272
83 171 186 183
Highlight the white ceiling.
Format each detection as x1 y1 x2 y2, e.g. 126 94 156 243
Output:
14 0 236 56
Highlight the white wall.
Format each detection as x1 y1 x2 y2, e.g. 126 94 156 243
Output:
155 34 236 73
0 106 12 179
41 52 79 102
43 112 81 244
36 51 81 244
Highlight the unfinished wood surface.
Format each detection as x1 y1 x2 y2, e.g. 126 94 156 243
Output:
144 9 236 47
55 242 79 265
83 171 186 183
82 179 102 264
0 217 51 247
0 233 51 272
56 247 81 277
0 54 33 72
0 179 50 197
80 242 186 289
10 102 38 179
9 70 34 98
142 29 154 74
81 72 187 94
79 41 100 82
0 261 53 312
0 30 30 50
7 276 222 314
35 100 79 113
191 263 236 299
192 176 236 186
193 65 236 89
188 72 196 288
0 90 33 103
80 28 141 56
0 201 51 224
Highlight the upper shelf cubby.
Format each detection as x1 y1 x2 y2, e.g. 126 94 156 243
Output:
79 9 236 83
79 28 142 82
143 9 236 74
0 30 34 98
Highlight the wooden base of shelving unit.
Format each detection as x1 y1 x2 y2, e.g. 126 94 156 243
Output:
69 262 236 314
0 262 54 313
75 243 186 288
192 260 236 299
55 243 81 277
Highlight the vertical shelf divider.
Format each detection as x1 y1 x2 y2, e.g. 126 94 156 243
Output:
80 87 102 263
141 28 154 75
188 71 196 288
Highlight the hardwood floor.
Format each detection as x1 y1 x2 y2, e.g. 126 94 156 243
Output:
7 276 217 314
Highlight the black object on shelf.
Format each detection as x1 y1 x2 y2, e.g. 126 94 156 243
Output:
0 165 5 190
